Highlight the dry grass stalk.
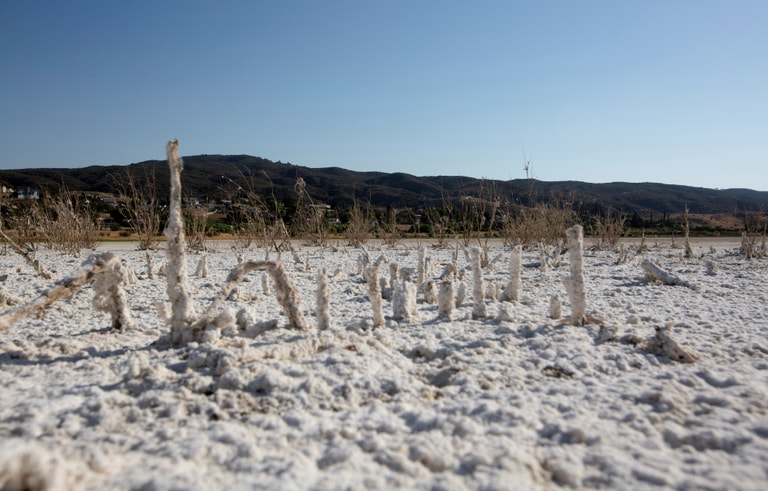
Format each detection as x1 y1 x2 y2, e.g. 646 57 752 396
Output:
345 200 369 247
0 228 53 280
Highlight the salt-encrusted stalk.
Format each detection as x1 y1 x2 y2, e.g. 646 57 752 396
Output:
91 254 134 330
470 247 487 319
195 255 208 278
316 266 330 330
357 247 370 277
195 260 309 331
417 246 426 287
562 225 587 326
145 252 154 279
392 280 417 322
616 243 626 265
452 241 459 263
539 243 548 272
0 252 131 331
438 263 457 281
437 280 454 320
455 282 467 308
423 280 437 304
262 273 270 295
0 228 53 280
485 282 498 301
389 262 399 287
379 276 390 294
366 265 384 328
164 140 197 343
501 245 522 302
683 205 693 259
549 294 562 320
705 258 718 276
120 259 139 285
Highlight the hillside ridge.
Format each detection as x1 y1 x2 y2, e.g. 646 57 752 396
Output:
1 154 766 218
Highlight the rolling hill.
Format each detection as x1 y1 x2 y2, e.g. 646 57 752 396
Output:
1 155 766 221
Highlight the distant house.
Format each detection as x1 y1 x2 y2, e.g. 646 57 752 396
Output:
0 185 13 195
97 217 114 229
17 187 39 200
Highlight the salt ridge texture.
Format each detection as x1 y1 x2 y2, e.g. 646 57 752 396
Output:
0 238 766 490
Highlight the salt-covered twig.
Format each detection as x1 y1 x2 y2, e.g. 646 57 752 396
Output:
0 228 53 280
0 252 131 331
470 247 487 319
562 225 587 326
640 258 697 290
164 139 197 343
195 260 309 332
316 266 330 330
366 265 384 328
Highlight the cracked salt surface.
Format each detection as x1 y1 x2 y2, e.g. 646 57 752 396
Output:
0 238 766 490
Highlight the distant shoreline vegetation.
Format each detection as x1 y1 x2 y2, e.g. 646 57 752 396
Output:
0 155 765 250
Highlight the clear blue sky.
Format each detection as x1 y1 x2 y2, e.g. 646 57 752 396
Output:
1 1 766 190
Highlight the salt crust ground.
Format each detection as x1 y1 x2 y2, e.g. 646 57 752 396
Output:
0 238 766 490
